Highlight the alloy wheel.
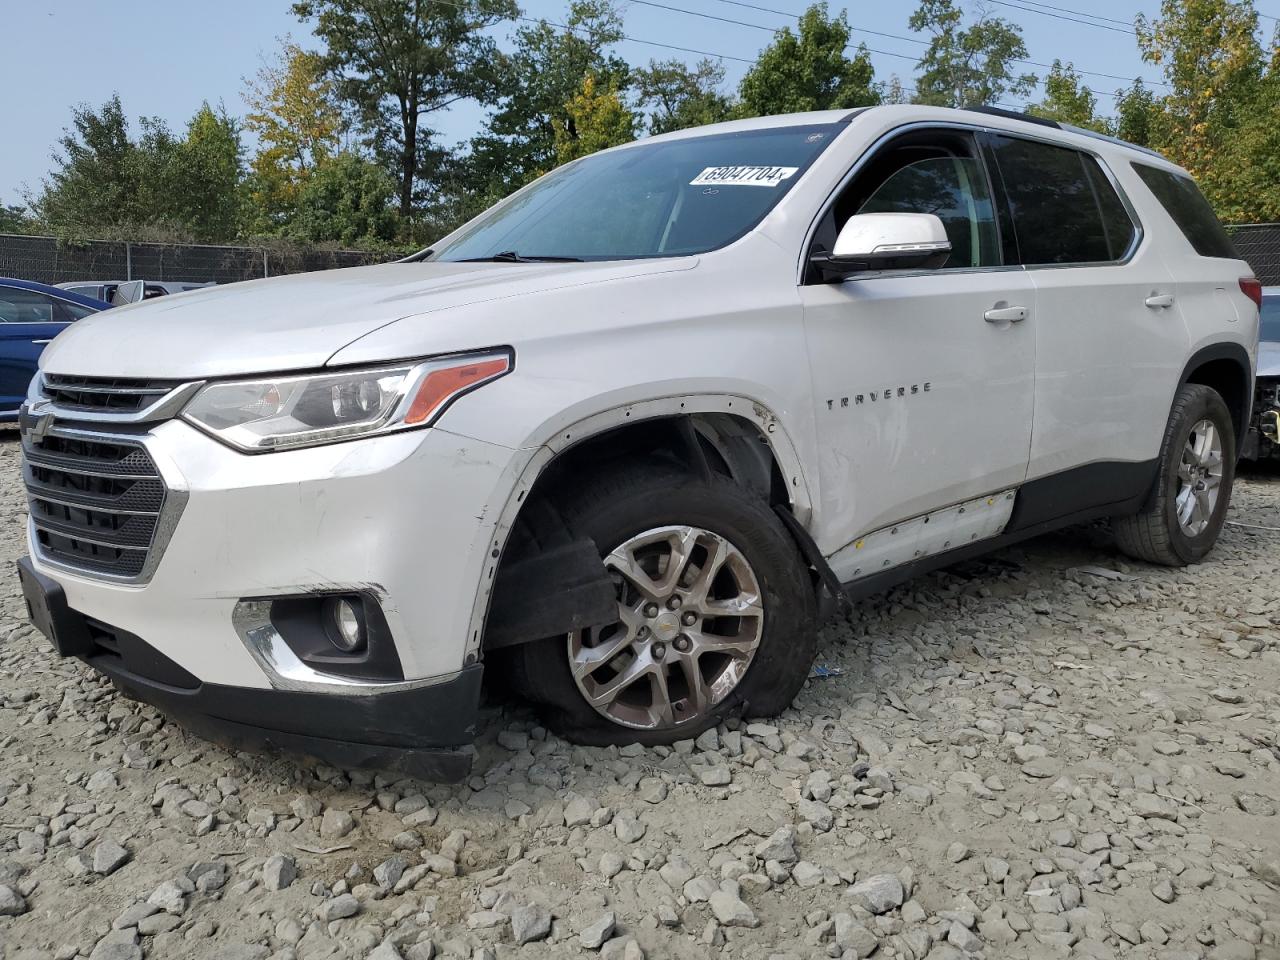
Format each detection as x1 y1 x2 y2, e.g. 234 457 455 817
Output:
1176 418 1224 537
567 525 764 730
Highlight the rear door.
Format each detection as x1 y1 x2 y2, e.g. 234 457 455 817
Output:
985 133 1184 511
0 288 71 413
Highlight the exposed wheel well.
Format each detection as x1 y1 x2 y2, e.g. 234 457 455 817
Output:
1184 355 1250 441
518 413 792 525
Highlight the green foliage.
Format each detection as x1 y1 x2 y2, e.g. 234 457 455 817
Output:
736 3 880 117
293 0 517 222
469 1 629 192
1112 79 1159 147
286 152 399 246
909 0 1037 107
1137 0 1279 221
635 58 733 135
243 41 344 230
33 97 241 242
1028 61 1107 131
552 74 638 165
0 205 36 235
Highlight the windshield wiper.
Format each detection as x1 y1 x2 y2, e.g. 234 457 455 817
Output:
459 250 584 263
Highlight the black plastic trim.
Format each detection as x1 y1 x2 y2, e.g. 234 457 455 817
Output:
266 592 405 682
964 106 1060 129
1178 341 1254 441
842 459 1157 601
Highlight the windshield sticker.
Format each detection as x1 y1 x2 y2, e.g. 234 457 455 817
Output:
689 165 800 188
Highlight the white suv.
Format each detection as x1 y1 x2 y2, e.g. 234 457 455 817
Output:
17 105 1259 779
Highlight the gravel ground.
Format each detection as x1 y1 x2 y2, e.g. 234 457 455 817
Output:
1 433 1278 960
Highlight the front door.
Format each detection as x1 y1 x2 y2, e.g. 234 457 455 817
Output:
798 127 1035 575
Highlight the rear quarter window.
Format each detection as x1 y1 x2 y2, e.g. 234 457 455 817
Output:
1131 163 1237 260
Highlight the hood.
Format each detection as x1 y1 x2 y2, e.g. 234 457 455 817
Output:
1259 340 1280 379
39 259 690 379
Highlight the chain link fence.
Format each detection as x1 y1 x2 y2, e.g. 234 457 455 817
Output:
7 226 1280 288
0 234 403 286
1226 225 1280 287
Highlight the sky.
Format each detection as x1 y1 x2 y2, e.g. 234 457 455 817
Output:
2 0 1262 209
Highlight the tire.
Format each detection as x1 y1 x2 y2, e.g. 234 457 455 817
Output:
1113 383 1236 566
511 465 817 746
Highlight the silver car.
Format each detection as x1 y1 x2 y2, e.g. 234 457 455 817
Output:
1245 286 1280 459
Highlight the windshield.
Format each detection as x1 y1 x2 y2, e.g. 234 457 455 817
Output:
432 124 842 262
1262 295 1280 342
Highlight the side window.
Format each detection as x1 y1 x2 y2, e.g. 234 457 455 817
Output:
1131 163 1237 260
988 136 1136 265
0 289 57 323
55 301 99 322
812 129 1002 273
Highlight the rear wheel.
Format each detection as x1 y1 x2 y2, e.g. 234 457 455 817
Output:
1114 383 1236 565
511 466 817 746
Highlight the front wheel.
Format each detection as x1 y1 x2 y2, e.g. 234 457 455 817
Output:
1114 383 1236 566
511 466 817 746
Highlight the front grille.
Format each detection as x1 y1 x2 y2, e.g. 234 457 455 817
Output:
23 430 171 580
41 374 180 415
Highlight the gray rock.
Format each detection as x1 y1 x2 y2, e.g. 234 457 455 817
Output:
262 854 297 891
90 931 141 960
92 839 130 876
86 770 118 794
368 942 404 960
614 812 645 843
290 795 322 819
319 809 355 838
834 913 878 958
753 825 798 864
373 854 408 889
580 912 617 949
709 889 758 927
113 902 160 930
147 880 188 915
847 874 905 914
0 884 27 916
317 893 360 922
510 901 552 944
700 765 732 787
189 860 228 892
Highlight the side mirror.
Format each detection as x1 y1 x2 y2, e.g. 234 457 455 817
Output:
810 212 952 283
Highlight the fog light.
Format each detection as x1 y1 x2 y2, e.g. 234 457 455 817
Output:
324 597 366 652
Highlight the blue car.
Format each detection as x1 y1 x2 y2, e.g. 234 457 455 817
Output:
0 278 111 422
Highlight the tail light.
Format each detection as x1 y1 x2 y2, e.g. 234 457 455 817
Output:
1240 277 1263 312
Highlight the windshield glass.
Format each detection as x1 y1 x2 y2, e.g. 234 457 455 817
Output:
1262 295 1280 342
432 124 842 262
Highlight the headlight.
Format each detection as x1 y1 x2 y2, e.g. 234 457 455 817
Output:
182 349 512 452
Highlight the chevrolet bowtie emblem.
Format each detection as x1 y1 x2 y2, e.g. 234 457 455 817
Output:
27 412 54 444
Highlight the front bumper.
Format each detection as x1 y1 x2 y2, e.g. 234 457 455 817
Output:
19 556 482 780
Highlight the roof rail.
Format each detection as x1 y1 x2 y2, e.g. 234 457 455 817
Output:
962 105 1060 129
1057 123 1167 160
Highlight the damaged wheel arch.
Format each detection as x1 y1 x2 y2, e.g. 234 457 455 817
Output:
466 395 821 662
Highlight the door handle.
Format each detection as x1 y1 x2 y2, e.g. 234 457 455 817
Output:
1145 294 1175 309
31 339 52 345
984 305 1027 324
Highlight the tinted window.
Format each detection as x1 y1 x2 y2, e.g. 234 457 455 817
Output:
1261 296 1280 342
0 288 57 323
1132 163 1237 260
55 301 99 322
857 157 1000 268
990 136 1134 264
434 124 840 261
62 284 101 299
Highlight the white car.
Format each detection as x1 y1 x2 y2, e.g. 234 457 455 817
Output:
17 105 1259 779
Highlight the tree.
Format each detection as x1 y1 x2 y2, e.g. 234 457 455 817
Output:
469 0 629 192
1136 0 1276 220
288 152 399 245
0 205 35 234
294 0 517 223
553 74 637 164
1028 60 1106 131
34 97 244 241
1112 79 1158 147
35 96 141 232
634 58 732 134
736 3 879 117
909 0 1037 107
167 104 243 241
243 40 343 229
